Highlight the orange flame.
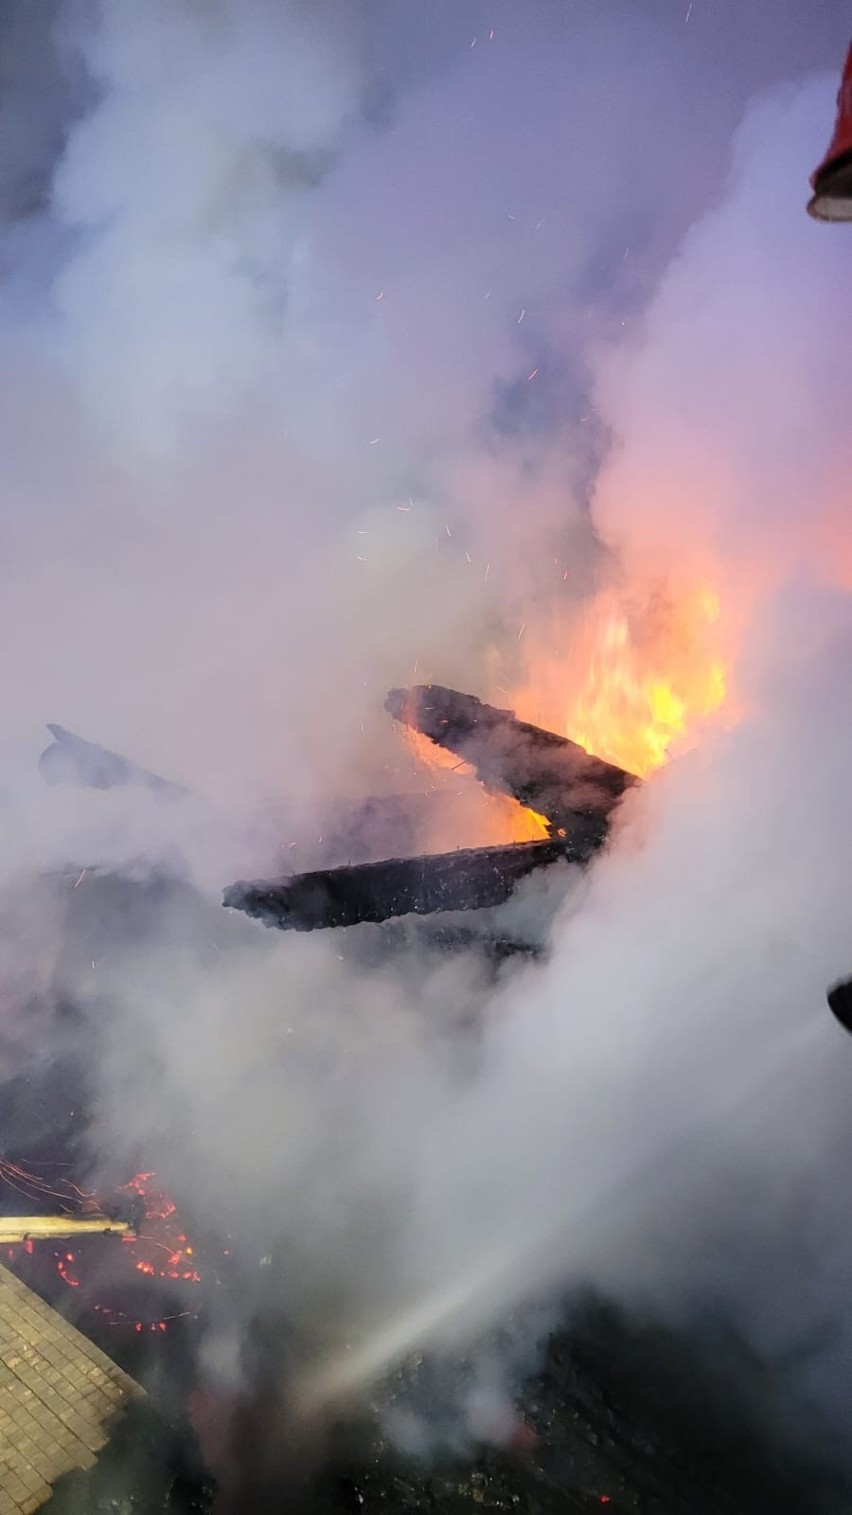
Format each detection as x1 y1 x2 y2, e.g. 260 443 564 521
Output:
397 579 728 847
566 589 727 776
403 727 469 778
402 727 550 843
511 584 728 778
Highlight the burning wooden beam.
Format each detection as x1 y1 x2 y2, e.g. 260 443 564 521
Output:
224 837 588 932
224 684 634 932
385 684 637 837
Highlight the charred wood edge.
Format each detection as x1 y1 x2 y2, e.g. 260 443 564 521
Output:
224 682 626 932
223 836 597 933
385 683 638 833
39 723 186 797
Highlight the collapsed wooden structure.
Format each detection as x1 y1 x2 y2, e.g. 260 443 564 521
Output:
226 685 636 932
385 684 634 833
30 707 847 1515
38 685 636 933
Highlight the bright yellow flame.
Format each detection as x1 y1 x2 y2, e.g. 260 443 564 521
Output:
397 580 728 849
508 584 728 779
561 588 727 776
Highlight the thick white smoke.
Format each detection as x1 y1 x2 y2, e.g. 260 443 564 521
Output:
0 0 851 1483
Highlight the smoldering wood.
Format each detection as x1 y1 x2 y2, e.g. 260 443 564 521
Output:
385 684 637 836
223 837 589 932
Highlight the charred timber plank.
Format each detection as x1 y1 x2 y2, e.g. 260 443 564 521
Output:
385 684 637 834
223 838 588 932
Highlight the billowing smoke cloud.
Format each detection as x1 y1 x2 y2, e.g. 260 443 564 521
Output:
0 0 851 1494
50 0 360 451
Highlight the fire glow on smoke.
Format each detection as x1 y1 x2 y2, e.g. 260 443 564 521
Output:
404 578 729 841
403 725 551 842
512 584 728 780
566 590 727 776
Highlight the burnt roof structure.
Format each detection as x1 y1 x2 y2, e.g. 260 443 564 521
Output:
226 685 637 933
36 686 637 936
25 703 852 1512
386 684 636 832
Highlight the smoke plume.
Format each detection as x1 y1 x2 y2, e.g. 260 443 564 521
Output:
1 0 851 1489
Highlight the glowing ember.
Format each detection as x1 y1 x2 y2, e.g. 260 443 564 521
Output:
0 1159 202 1332
110 1170 201 1285
82 1171 200 1332
56 1252 79 1287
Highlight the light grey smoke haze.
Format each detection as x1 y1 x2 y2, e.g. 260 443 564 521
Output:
0 0 851 1469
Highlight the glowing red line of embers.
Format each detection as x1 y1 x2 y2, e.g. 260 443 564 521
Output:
57 1170 201 1331
116 1169 201 1279
1 1161 203 1331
